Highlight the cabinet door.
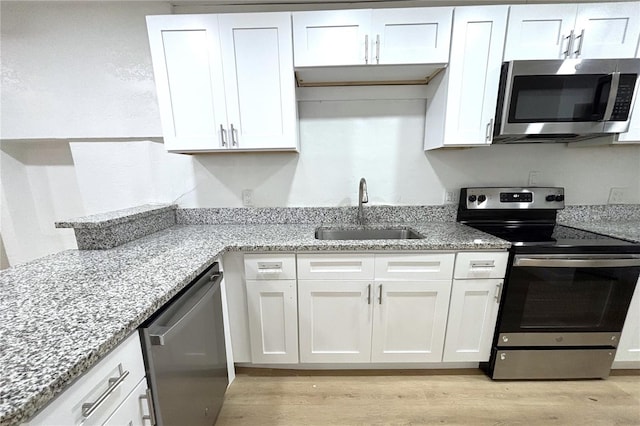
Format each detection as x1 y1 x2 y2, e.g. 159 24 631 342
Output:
298 280 373 363
440 6 509 147
443 279 502 362
503 4 578 61
371 281 451 363
102 379 152 426
371 7 452 65
293 10 371 66
218 13 298 151
615 278 640 362
246 280 299 364
574 2 640 59
146 15 228 152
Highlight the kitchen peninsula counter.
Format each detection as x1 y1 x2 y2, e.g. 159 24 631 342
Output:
0 220 508 426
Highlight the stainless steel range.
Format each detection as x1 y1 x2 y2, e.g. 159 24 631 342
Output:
458 187 640 380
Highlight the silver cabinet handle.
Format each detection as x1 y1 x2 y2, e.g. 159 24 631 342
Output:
378 284 383 304
573 29 585 57
230 123 238 147
562 30 574 58
485 119 494 142
375 34 380 64
220 124 227 147
471 260 495 268
140 388 157 425
82 364 130 417
494 281 503 304
367 284 372 304
364 34 369 64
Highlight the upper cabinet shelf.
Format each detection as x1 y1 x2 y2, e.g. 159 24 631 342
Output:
146 13 298 153
504 2 640 61
292 8 453 86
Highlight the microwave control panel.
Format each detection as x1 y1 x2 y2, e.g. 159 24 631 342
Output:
611 74 637 121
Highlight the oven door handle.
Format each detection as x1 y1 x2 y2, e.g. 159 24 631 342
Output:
513 256 640 268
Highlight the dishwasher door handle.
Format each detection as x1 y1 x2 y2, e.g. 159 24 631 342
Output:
149 272 223 346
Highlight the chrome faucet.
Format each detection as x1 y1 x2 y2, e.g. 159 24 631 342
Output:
357 177 368 225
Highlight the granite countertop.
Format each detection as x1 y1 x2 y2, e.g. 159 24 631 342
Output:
0 221 509 426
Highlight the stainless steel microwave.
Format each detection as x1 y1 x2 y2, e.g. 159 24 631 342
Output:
493 58 640 143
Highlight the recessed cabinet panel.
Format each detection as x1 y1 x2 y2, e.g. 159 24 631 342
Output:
454 252 509 279
246 279 298 363
298 280 373 363
443 279 502 362
574 2 640 59
504 2 640 61
147 13 297 152
371 7 452 65
371 281 451 362
147 15 228 152
293 10 371 66
219 13 298 150
374 253 455 280
503 4 577 61
424 5 509 149
297 253 375 280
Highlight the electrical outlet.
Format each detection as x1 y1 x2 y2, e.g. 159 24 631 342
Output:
528 171 541 186
608 187 627 204
242 189 254 207
445 191 459 204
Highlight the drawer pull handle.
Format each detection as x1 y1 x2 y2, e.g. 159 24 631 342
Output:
470 260 495 268
257 262 283 273
140 388 157 425
82 364 129 417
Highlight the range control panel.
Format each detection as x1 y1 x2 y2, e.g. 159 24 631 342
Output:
463 187 565 210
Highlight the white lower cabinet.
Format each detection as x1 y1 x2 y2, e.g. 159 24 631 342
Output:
26 333 149 426
246 279 299 363
244 253 299 364
297 253 456 364
371 280 451 362
102 379 153 426
298 280 373 363
443 279 503 362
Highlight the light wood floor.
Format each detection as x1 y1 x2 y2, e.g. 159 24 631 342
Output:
216 370 640 425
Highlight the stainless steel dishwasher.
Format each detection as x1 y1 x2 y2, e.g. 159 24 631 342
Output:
140 262 227 426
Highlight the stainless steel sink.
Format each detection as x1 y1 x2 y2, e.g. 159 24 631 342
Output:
315 226 423 240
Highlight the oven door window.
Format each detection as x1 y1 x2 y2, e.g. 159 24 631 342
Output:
508 74 610 123
500 266 638 333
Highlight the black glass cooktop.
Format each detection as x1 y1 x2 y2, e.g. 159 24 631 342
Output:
468 223 637 248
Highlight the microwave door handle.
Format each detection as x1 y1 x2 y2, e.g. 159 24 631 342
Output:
602 72 621 121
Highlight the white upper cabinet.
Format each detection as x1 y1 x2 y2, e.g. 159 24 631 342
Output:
504 2 640 60
293 7 452 67
146 13 298 153
424 5 509 149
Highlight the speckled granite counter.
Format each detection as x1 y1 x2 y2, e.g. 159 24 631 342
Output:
558 205 640 244
0 221 508 426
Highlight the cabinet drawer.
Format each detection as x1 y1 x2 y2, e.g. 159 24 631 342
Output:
27 332 146 426
244 253 296 280
454 252 509 279
297 253 375 280
374 253 455 280
102 378 152 426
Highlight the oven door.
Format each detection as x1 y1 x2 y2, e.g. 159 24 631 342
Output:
497 254 640 347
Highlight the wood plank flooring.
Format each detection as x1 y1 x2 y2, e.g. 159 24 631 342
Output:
216 370 640 425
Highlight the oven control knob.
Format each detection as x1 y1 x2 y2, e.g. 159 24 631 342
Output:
555 194 564 202
545 195 556 202
468 195 477 203
477 195 487 203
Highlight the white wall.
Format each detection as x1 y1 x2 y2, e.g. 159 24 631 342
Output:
1 1 640 267
0 1 169 139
